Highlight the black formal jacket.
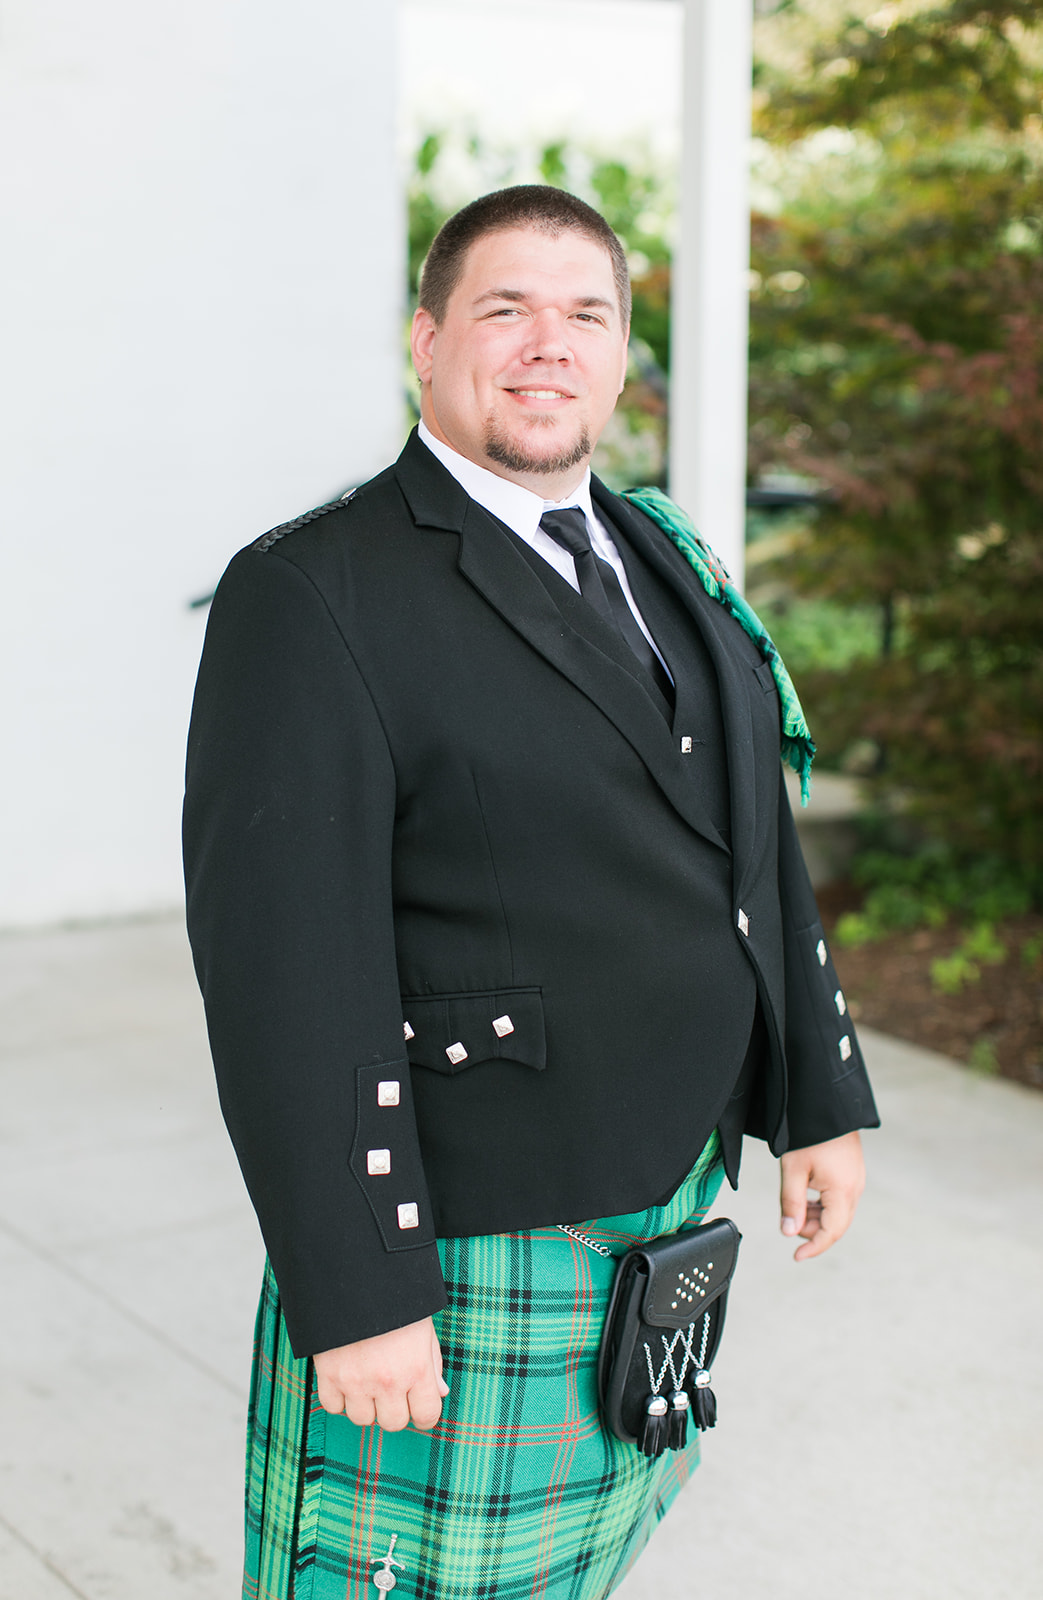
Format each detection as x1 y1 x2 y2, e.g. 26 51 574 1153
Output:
183 431 878 1357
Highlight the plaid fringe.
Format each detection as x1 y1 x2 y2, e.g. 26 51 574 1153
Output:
243 1134 725 1599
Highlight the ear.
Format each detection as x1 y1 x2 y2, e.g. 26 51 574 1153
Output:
411 306 438 384
618 328 631 395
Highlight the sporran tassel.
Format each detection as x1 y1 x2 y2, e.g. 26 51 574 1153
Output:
667 1390 689 1450
638 1395 669 1458
692 1370 717 1431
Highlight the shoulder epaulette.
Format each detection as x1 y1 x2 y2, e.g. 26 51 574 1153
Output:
252 488 357 553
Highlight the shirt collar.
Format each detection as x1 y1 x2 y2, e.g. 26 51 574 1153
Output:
418 421 596 541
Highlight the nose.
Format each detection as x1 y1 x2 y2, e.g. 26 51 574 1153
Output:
522 309 572 364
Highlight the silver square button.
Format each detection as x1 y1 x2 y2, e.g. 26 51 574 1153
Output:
446 1042 468 1065
367 1148 391 1176
834 989 847 1016
838 1034 852 1062
403 1021 415 1041
492 1015 514 1038
397 1202 419 1230
680 736 693 754
816 939 828 967
377 1080 400 1107
737 909 750 937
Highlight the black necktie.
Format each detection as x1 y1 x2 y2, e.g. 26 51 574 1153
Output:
539 508 674 708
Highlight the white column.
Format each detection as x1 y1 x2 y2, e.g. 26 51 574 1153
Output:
0 0 404 927
669 0 753 590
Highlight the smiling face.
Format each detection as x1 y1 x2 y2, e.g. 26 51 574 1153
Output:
411 226 630 499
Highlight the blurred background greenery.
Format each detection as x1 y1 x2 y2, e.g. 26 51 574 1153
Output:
407 0 1043 950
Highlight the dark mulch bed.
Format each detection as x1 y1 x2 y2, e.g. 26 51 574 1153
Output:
816 881 1043 1091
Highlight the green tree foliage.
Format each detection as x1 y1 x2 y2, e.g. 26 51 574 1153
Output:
407 132 450 308
749 1 1043 884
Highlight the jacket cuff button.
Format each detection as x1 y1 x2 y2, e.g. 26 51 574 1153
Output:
492 1015 514 1037
446 1042 468 1065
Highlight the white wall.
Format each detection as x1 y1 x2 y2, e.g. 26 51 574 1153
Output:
1 0 404 927
669 0 752 589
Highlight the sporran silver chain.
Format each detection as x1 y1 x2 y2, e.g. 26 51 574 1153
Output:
556 1224 614 1259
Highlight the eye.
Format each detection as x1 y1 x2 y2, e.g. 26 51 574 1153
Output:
573 312 607 326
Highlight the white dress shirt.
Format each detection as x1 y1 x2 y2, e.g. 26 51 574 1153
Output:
418 422 672 679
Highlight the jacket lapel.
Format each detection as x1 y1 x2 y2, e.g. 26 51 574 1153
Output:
594 481 762 886
394 435 729 853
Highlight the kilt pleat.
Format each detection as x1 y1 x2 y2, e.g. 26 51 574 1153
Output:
244 1133 724 1599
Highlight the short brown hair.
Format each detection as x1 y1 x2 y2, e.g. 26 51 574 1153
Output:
418 185 631 329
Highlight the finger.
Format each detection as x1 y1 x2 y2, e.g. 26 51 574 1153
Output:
779 1158 811 1239
793 1191 851 1261
431 1325 450 1398
406 1377 445 1432
341 1394 378 1428
408 1399 443 1431
372 1392 412 1433
314 1369 351 1416
793 1221 833 1261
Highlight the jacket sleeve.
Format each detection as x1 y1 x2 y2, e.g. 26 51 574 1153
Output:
183 544 448 1357
776 771 881 1149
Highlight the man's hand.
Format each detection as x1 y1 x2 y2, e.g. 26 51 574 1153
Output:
779 1130 865 1261
312 1316 449 1432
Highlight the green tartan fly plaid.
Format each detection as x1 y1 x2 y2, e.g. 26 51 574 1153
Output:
243 1133 725 1599
620 486 817 803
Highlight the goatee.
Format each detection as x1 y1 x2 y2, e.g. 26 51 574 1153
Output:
483 416 592 477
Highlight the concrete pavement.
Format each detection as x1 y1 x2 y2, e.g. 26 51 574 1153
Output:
1 915 1040 1600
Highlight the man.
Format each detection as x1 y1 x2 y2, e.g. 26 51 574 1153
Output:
184 186 877 1597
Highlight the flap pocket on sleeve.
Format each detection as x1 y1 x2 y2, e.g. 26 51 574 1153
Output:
400 986 546 1075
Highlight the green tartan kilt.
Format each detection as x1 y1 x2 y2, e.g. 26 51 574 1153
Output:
244 1133 725 1600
